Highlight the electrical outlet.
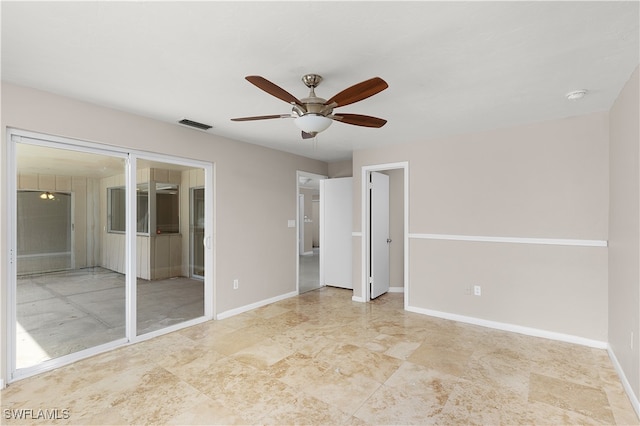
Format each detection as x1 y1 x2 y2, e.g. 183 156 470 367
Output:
474 285 481 296
233 279 239 290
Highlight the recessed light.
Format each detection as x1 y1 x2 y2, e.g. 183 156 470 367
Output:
566 90 588 100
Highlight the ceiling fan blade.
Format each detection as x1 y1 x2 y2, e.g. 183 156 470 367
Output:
230 114 290 122
301 131 316 139
332 113 387 128
325 77 388 108
245 76 303 106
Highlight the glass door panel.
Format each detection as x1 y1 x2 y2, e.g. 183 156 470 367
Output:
135 159 205 336
15 142 127 370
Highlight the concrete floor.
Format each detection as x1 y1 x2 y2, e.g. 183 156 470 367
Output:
299 248 320 294
16 267 203 369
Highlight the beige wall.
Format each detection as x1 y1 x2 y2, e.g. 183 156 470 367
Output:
609 66 640 399
328 160 353 178
0 82 328 383
352 111 610 341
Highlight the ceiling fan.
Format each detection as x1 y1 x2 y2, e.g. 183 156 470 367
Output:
231 74 388 139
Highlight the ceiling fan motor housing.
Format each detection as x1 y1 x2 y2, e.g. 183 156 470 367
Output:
301 74 323 88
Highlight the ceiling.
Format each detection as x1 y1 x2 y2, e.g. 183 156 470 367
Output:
2 1 638 163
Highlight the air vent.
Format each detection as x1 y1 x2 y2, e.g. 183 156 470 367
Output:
178 118 212 131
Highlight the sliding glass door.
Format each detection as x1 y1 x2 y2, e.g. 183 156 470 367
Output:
8 130 213 381
134 159 206 336
13 141 128 371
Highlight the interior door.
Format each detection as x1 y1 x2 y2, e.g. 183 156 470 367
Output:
320 177 353 289
370 171 390 299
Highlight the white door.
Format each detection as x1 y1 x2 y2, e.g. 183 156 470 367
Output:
370 172 390 299
320 177 353 289
298 194 305 254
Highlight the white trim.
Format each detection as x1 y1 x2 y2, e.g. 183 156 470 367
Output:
11 131 212 170
17 251 73 259
409 233 607 247
406 305 608 349
388 286 404 293
133 316 210 343
301 251 314 256
10 338 128 383
352 295 366 303
6 133 18 383
216 291 298 320
608 345 640 419
125 156 136 340
352 231 362 237
205 163 216 319
0 379 4 390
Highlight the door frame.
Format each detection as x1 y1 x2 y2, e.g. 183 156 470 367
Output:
360 162 409 306
190 186 205 279
6 128 215 383
295 171 327 294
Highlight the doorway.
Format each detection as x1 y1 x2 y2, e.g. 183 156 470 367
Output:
361 163 409 305
296 171 326 294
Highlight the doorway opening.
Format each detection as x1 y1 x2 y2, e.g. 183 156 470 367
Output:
296 171 326 294
361 162 409 306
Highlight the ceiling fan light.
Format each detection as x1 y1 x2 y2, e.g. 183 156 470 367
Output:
294 114 332 134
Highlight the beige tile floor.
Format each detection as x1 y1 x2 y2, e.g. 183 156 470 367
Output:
2 287 638 425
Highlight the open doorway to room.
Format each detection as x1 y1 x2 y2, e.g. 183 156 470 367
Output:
362 162 408 305
296 171 326 294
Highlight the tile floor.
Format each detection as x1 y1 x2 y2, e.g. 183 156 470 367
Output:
2 287 638 425
298 248 320 294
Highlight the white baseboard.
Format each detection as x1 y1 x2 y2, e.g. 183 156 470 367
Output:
352 295 366 303
406 305 608 349
389 286 404 293
608 345 640 419
0 379 4 389
216 291 298 320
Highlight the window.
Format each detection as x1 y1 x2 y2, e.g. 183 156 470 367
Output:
107 183 178 234
155 183 179 234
